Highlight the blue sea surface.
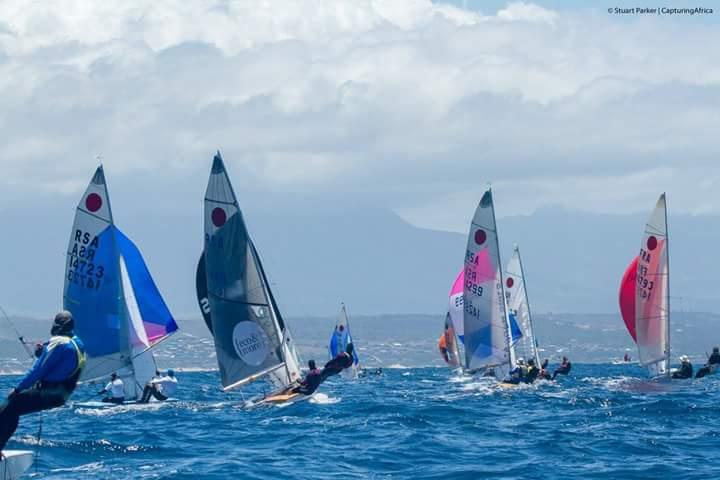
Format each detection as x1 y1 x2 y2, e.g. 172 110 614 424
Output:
3 363 720 479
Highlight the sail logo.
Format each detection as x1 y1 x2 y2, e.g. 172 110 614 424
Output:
232 322 269 366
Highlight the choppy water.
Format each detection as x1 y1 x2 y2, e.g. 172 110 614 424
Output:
4 363 720 479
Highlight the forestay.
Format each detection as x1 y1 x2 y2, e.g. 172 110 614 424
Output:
635 193 671 378
504 245 539 366
462 189 511 379
64 166 178 399
200 152 301 392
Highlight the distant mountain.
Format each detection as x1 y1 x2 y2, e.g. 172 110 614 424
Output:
0 198 719 317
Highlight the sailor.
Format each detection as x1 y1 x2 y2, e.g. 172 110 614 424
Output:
672 355 693 379
539 359 551 380
506 358 526 384
100 373 125 404
523 359 540 383
696 348 720 378
0 311 85 452
320 343 355 381
438 333 450 363
624 353 631 362
291 360 323 395
139 370 178 403
552 356 572 380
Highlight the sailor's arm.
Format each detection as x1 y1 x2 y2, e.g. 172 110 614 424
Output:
14 346 53 393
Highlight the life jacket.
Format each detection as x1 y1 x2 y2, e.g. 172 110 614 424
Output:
44 335 86 378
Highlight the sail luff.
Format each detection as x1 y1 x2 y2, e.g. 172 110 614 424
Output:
663 193 671 371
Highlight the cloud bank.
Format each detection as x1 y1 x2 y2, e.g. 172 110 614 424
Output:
1 0 719 231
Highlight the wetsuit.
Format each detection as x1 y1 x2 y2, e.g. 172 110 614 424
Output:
673 362 693 379
291 368 322 395
320 352 354 381
0 335 85 451
552 361 572 380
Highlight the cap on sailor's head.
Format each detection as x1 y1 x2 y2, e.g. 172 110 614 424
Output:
714 347 719 353
680 355 689 362
51 310 74 335
517 358 525 364
167 369 175 377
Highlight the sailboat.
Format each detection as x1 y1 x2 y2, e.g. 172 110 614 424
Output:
438 312 461 368
196 152 305 406
619 193 671 379
0 449 33 479
504 245 541 368
462 188 513 381
64 166 179 403
329 303 360 379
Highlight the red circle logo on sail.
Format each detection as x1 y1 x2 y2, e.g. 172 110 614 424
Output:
474 229 487 246
85 193 102 212
647 236 658 251
211 207 227 227
506 278 514 288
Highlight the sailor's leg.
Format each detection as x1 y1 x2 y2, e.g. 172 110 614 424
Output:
0 403 20 451
0 389 64 450
139 386 152 403
150 389 168 402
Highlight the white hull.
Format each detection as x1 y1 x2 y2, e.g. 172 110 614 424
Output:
0 450 33 480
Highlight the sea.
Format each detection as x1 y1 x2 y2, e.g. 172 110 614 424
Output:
2 328 720 479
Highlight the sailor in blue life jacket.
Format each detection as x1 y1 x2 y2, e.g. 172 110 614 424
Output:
290 360 323 395
320 343 355 381
505 358 527 384
0 311 86 452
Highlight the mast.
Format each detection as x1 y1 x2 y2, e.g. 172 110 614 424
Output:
516 245 540 366
489 188 512 373
663 193 671 376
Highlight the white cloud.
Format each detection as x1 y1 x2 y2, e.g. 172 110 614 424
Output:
0 0 718 230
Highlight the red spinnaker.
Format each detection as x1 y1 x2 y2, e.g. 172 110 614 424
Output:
619 256 638 343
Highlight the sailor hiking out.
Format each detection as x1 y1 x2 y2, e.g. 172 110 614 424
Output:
0 311 86 452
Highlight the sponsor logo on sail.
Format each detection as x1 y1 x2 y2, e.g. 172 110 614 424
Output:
232 322 269 366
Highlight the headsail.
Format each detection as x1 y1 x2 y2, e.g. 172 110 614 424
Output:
329 303 360 378
462 189 510 378
201 152 301 391
504 245 539 366
448 270 464 344
618 256 639 343
64 167 177 397
635 193 670 377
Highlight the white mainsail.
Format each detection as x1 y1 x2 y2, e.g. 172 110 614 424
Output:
462 188 511 379
635 193 671 378
504 245 540 367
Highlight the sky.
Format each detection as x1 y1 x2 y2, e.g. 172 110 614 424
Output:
0 1 719 316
